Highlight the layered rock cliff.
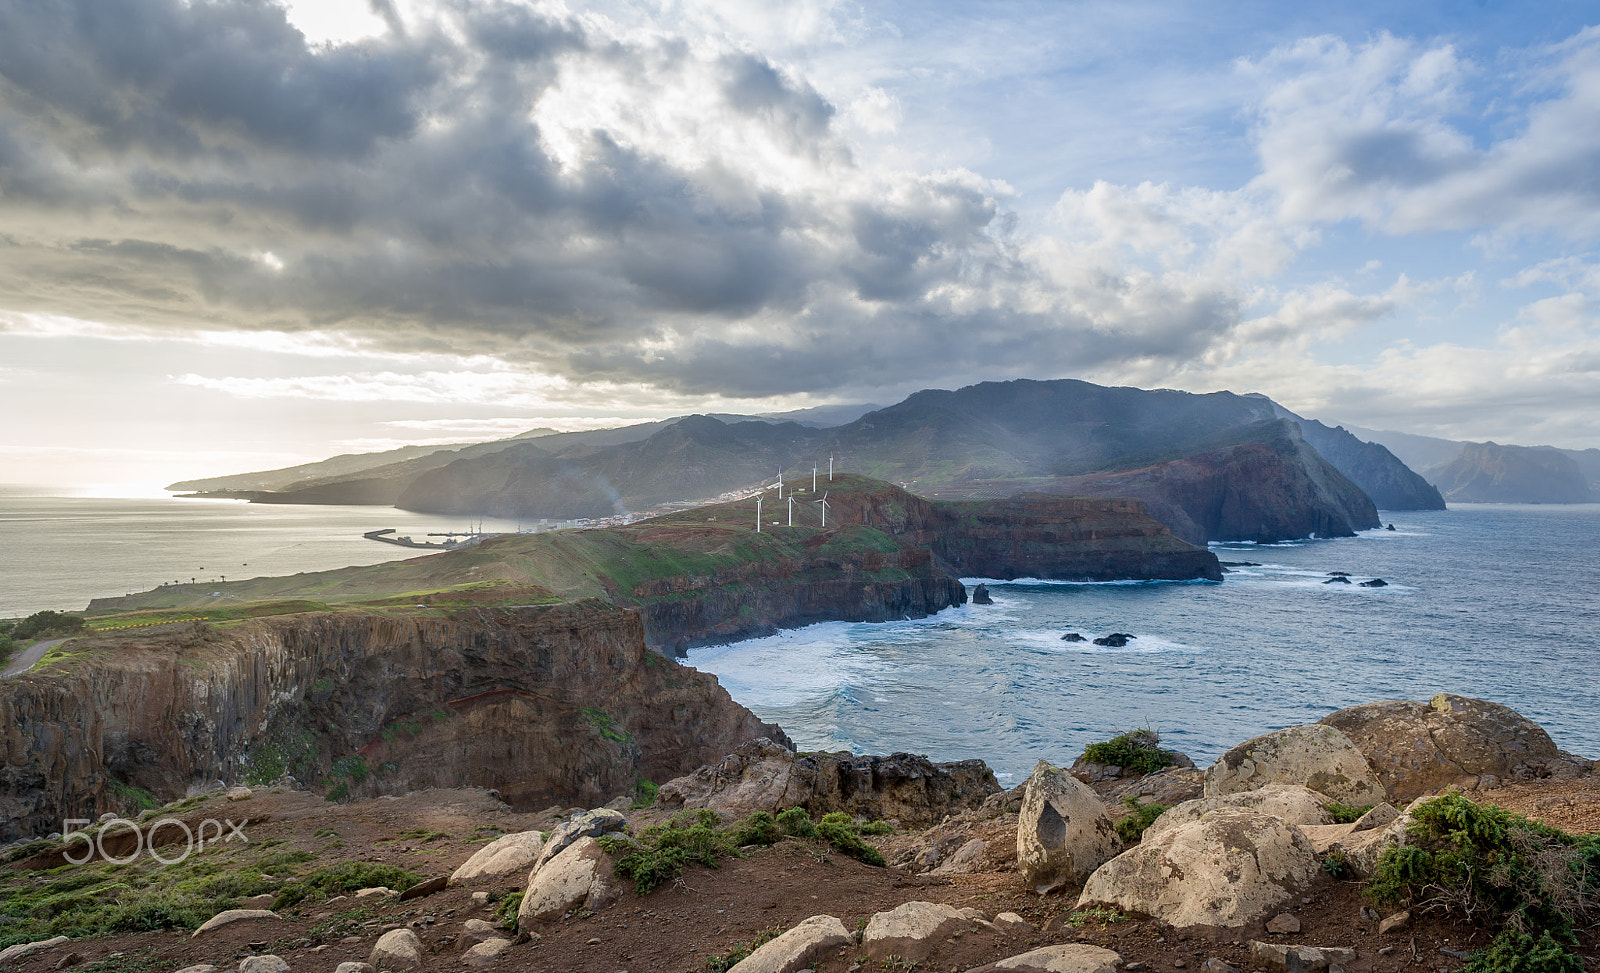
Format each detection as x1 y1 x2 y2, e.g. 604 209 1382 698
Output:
0 602 785 840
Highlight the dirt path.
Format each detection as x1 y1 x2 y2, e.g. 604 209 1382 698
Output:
0 637 65 678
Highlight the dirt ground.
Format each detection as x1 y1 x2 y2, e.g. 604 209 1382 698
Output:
2 779 1597 973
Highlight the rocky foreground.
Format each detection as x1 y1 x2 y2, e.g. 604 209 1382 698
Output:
1 693 1595 973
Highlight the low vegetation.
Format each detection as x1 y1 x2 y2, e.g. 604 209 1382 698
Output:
1113 796 1170 844
1080 729 1175 776
600 807 891 894
704 927 782 972
1368 793 1599 973
1323 801 1375 825
271 861 423 911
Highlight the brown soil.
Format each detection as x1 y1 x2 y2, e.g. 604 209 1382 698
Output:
4 778 1597 973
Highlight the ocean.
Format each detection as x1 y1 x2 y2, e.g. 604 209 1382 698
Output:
4 493 1596 786
689 504 1600 785
0 492 525 617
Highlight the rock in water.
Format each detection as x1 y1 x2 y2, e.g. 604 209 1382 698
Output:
1079 811 1320 929
1323 576 1351 584
1017 760 1122 895
1061 632 1087 642
1321 693 1587 802
972 584 993 604
1203 724 1386 806
1357 579 1387 587
1092 633 1135 647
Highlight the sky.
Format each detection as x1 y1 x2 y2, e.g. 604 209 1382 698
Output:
4 0 1600 493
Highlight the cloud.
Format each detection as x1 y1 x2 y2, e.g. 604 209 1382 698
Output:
1244 28 1600 239
0 0 1274 403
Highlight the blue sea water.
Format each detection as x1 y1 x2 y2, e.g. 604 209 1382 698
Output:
689 504 1600 785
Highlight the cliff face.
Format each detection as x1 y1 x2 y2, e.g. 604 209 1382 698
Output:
1290 418 1446 511
1042 421 1380 545
0 603 785 840
1427 442 1594 503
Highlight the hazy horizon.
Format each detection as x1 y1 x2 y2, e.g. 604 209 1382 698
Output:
6 0 1600 491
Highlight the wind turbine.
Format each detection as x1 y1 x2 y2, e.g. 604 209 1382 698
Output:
812 464 818 492
815 492 829 528
777 467 783 499
829 455 834 481
755 496 762 533
787 495 795 527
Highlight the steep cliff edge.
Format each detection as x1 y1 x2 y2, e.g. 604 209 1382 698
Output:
0 602 786 840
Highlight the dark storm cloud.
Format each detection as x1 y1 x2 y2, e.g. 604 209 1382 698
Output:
0 0 1245 396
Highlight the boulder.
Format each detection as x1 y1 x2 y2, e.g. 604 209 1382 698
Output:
518 837 616 929
727 914 852 973
1379 911 1410 935
657 739 999 827
0 937 70 964
1321 808 1415 878
369 928 424 971
1144 785 1335 840
655 738 796 817
461 938 512 967
398 875 447 901
1321 694 1587 802
1062 633 1087 642
334 965 375 973
1018 761 1122 894
1102 767 1205 808
995 913 1031 933
1265 914 1301 935
1078 811 1320 929
930 837 989 876
238 958 289 973
864 901 987 962
972 584 994 604
531 809 627 872
192 909 283 938
459 918 502 949
225 786 253 802
1071 748 1195 788
175 967 220 973
1093 633 1135 647
1351 802 1398 832
1248 942 1356 973
1203 725 1385 807
966 944 1123 973
1296 823 1356 854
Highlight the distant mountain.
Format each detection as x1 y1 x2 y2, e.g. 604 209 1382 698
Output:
1427 443 1593 503
1344 425 1600 502
173 379 1445 542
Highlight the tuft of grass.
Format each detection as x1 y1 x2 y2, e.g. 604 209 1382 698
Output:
494 891 524 928
271 861 423 911
1114 796 1170 844
632 776 660 809
815 812 887 867
704 928 782 972
1066 905 1127 927
1080 729 1175 777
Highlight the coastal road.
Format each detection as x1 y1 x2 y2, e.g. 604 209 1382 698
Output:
1 638 67 678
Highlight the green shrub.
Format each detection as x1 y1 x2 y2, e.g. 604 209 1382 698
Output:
775 807 816 838
705 929 781 972
11 611 86 641
816 813 886 867
1080 729 1175 776
632 777 659 808
1323 801 1374 825
1368 793 1600 973
1113 797 1169 844
729 812 783 847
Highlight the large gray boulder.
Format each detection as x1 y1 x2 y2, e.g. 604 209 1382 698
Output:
449 830 546 886
1203 725 1385 806
531 809 626 872
1322 694 1590 802
657 738 999 828
1145 785 1334 841
965 944 1124 973
863 901 986 962
369 928 423 971
518 836 616 929
1078 810 1320 929
192 909 283 938
1017 761 1122 895
728 915 853 973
